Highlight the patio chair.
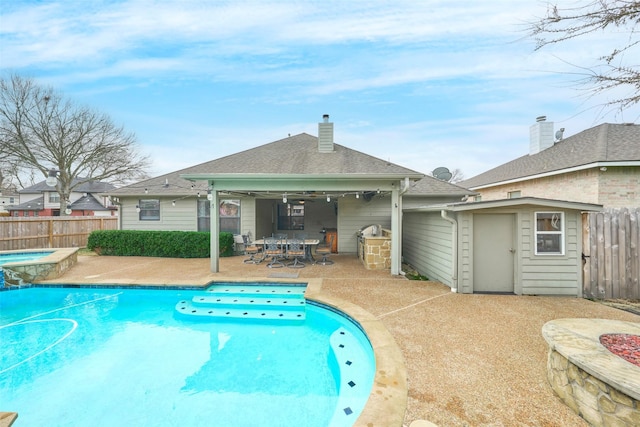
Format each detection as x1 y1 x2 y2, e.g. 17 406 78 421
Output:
315 234 334 265
286 238 306 268
242 234 263 264
263 237 285 268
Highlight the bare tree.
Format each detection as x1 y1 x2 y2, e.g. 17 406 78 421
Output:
448 168 465 184
528 1 640 112
0 74 150 215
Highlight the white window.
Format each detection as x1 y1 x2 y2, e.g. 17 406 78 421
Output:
49 192 60 203
535 212 564 255
138 199 160 221
508 190 521 199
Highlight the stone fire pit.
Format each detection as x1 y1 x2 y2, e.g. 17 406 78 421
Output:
542 319 640 426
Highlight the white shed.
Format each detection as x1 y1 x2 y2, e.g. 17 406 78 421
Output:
403 198 602 296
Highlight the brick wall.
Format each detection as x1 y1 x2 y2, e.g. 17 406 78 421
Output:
473 167 639 208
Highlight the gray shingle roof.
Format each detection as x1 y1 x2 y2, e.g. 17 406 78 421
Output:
20 178 116 194
109 133 426 196
69 194 110 211
460 123 640 189
404 175 476 197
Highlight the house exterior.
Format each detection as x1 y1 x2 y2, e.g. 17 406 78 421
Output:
8 179 117 217
0 187 19 215
107 115 473 275
403 197 602 296
459 119 640 208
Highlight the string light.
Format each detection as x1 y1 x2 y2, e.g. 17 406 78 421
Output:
283 193 287 203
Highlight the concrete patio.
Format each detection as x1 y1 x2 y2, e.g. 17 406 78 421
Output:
34 252 640 426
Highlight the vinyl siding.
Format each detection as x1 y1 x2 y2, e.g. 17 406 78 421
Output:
121 197 197 231
519 210 581 296
338 197 392 253
402 211 454 287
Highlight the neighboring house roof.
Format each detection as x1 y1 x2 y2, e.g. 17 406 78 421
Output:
20 178 116 194
404 175 476 197
69 194 110 211
110 133 426 196
460 123 640 189
7 196 45 211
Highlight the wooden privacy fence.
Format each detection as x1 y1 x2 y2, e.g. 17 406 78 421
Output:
583 208 640 300
0 217 118 251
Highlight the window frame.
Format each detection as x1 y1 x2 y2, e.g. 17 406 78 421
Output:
138 199 160 221
534 211 565 255
48 192 60 203
218 199 241 234
277 203 305 230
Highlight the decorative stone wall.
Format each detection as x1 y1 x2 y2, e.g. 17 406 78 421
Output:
543 319 640 427
361 233 391 270
548 349 640 426
2 248 78 286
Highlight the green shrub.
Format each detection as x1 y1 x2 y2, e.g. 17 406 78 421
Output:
87 230 235 258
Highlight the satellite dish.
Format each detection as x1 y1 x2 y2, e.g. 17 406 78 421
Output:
432 167 452 181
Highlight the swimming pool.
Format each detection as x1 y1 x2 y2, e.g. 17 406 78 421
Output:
0 285 375 426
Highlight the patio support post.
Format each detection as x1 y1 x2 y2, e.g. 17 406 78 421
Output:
390 187 401 275
209 183 220 272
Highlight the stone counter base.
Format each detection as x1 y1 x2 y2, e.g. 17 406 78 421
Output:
543 319 640 427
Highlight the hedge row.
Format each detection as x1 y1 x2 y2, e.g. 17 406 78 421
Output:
87 230 235 258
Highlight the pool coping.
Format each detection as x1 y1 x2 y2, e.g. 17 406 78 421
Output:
4 277 408 426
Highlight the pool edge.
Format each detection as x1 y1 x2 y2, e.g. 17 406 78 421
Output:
306 279 408 427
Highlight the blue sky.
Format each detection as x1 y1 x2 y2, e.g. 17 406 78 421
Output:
2 0 638 180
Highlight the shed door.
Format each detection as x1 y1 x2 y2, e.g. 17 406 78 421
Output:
473 214 515 293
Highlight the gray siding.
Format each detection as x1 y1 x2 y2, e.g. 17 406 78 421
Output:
402 211 454 287
458 213 472 294
519 210 581 296
456 207 582 295
338 197 392 253
121 197 197 231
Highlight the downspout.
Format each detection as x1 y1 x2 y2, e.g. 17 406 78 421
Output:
440 210 458 293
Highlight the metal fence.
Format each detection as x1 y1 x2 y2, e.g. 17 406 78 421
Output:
0 216 118 251
583 208 640 300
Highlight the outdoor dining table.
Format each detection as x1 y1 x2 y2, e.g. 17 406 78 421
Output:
253 238 320 262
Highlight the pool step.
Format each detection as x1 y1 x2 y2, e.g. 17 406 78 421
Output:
175 284 307 322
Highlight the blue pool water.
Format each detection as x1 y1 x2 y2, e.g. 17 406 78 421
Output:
0 286 375 427
0 251 53 286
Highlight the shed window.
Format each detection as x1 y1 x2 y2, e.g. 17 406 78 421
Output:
139 199 160 221
535 212 564 255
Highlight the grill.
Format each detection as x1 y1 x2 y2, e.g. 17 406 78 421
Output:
356 224 382 261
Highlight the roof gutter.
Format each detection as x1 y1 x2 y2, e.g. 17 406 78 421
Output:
440 209 458 293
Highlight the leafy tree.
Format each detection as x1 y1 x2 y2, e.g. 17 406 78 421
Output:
0 74 150 215
528 1 640 111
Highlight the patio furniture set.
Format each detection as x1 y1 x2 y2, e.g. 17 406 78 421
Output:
242 234 334 268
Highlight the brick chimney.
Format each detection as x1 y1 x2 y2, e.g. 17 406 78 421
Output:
318 114 334 153
529 115 555 155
